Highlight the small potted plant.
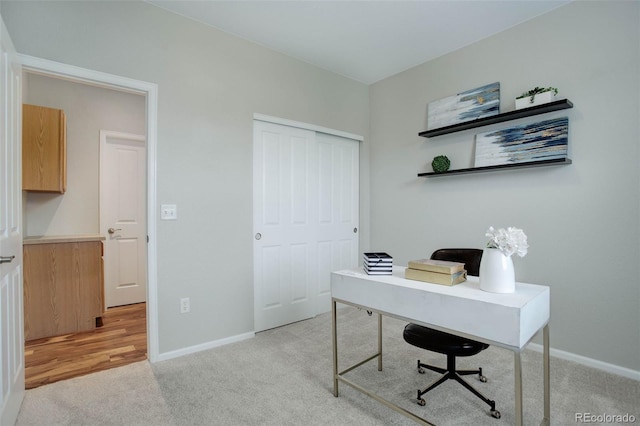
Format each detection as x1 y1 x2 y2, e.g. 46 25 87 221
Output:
515 86 559 110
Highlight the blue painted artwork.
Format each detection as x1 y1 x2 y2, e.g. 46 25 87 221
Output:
474 117 569 167
427 82 500 130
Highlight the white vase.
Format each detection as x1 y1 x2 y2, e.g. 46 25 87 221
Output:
479 248 515 293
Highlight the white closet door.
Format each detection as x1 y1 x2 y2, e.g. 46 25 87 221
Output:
253 121 360 331
253 121 317 332
315 132 359 315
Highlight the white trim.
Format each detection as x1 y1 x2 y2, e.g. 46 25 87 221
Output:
19 54 161 363
156 332 255 362
19 54 149 96
253 113 363 142
528 343 640 381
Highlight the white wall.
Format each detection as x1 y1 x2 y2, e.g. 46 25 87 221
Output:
0 1 370 354
23 73 146 237
369 1 639 371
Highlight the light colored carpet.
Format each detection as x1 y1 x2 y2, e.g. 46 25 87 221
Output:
16 306 640 425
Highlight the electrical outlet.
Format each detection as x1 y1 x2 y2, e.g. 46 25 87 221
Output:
180 297 190 313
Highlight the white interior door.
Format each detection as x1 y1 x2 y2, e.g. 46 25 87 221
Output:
253 120 359 332
0 15 25 425
100 130 147 308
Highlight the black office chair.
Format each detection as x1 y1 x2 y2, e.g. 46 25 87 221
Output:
403 248 500 419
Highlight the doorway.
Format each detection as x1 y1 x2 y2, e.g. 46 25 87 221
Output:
19 55 159 364
21 72 149 383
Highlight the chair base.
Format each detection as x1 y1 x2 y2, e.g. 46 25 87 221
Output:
415 358 501 419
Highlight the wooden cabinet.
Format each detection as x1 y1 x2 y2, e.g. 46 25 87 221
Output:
23 238 104 341
22 104 67 193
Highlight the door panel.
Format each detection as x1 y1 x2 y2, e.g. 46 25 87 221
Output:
100 131 147 308
0 15 25 425
290 243 308 302
315 133 359 314
254 121 316 332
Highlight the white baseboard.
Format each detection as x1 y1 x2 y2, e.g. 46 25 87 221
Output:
155 331 255 362
528 343 640 381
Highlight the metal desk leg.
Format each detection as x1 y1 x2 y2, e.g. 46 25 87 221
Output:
332 299 339 397
329 299 436 426
515 351 523 426
543 324 551 425
377 313 383 371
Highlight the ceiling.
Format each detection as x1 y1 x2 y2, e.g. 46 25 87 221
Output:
146 1 572 84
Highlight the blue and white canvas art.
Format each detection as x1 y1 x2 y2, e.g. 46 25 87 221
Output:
427 82 500 130
474 117 569 167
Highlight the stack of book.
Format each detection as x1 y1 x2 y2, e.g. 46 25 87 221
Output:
405 258 467 286
363 252 393 275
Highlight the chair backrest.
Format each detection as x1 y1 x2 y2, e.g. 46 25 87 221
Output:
430 248 483 276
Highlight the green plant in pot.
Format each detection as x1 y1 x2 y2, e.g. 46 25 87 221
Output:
517 86 559 104
431 155 450 173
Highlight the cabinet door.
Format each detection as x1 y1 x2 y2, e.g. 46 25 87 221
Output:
22 104 66 193
23 243 75 340
23 241 103 340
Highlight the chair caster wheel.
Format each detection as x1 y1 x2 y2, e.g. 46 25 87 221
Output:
479 375 487 382
418 368 425 374
417 398 426 406
491 409 501 419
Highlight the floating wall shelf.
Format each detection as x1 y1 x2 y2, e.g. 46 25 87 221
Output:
419 99 574 138
417 158 572 178
417 99 574 177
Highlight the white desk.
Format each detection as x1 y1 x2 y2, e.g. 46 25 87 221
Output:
331 266 550 426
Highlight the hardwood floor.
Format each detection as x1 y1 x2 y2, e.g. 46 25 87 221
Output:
25 302 147 389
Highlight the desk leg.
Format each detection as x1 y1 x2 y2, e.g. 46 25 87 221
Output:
332 299 339 397
377 313 383 371
543 324 550 425
515 352 523 426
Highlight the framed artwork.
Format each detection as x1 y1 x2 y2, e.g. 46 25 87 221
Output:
474 117 569 167
427 82 500 130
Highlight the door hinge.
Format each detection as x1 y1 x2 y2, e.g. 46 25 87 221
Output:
147 235 149 243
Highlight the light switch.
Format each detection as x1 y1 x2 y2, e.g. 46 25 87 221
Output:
160 204 177 220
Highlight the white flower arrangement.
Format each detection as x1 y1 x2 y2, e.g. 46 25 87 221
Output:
485 226 528 258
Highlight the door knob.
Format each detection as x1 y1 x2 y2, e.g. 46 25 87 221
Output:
108 228 122 235
0 255 15 264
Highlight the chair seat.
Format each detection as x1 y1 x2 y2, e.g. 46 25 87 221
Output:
403 323 489 357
